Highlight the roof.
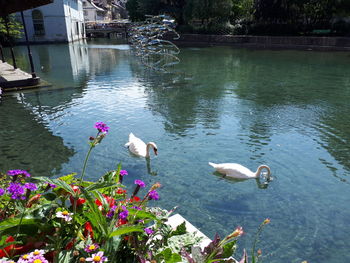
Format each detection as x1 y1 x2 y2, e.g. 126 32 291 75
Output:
0 0 54 16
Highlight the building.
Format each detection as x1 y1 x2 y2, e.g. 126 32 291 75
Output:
17 0 85 43
82 0 109 23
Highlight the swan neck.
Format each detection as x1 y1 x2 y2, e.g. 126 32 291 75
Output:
255 165 271 178
146 143 152 158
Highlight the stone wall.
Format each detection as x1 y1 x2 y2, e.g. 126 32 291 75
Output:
171 34 350 51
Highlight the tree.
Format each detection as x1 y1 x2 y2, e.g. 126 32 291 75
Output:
0 15 23 44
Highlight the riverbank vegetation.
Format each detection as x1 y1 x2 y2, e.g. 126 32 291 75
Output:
0 122 271 263
126 0 350 36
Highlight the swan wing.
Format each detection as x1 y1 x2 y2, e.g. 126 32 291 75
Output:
210 163 255 178
126 133 147 157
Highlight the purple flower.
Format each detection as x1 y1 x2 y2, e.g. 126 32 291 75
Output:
46 182 57 189
84 243 99 253
132 206 142 210
24 183 37 191
0 188 4 196
106 205 117 218
120 170 128 176
134 179 146 188
94 122 109 133
7 169 30 177
86 251 108 263
7 182 25 200
148 190 159 200
144 227 154 235
119 206 129 220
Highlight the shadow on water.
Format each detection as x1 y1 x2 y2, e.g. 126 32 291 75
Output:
0 95 75 176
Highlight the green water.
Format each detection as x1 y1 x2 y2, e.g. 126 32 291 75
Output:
1 40 350 262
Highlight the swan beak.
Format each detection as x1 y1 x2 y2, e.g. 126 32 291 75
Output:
154 148 158 156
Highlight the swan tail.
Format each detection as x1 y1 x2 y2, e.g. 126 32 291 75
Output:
208 162 218 168
129 132 136 140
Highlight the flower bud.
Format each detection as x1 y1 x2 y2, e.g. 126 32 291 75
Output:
150 182 161 191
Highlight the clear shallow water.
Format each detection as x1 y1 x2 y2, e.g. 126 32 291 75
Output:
1 40 350 262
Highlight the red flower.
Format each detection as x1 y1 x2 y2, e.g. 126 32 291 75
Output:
0 236 15 258
71 185 80 193
103 194 115 208
116 188 127 195
117 219 128 227
69 185 85 207
130 196 140 202
95 195 115 209
70 196 86 207
65 239 75 250
84 222 94 239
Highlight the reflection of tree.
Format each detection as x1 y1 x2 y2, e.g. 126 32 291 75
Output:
317 108 350 176
232 49 350 175
128 47 244 135
0 96 75 177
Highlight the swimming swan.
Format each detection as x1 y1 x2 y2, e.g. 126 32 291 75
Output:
125 133 158 158
209 162 271 179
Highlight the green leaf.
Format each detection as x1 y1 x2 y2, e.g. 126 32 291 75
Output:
109 225 144 237
128 209 159 221
221 240 237 259
58 250 74 263
85 182 115 192
42 192 57 201
80 187 108 237
170 221 187 236
57 173 77 184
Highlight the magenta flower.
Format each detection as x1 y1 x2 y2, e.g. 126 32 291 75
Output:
86 251 108 262
94 122 109 133
120 170 128 176
148 190 159 200
144 227 154 235
134 179 145 188
84 243 99 253
0 188 4 196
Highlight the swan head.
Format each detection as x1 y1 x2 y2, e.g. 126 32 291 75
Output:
257 165 271 180
148 142 158 156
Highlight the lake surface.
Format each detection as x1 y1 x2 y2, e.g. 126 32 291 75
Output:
1 39 350 263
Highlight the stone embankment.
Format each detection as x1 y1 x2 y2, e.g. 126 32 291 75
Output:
172 34 350 51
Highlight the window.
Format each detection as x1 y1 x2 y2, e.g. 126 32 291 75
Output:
32 10 45 36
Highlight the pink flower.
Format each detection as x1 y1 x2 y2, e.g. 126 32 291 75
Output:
86 251 108 262
56 210 73 222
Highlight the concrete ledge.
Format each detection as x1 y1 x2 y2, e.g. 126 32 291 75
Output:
171 34 350 51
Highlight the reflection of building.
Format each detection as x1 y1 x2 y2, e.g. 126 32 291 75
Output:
16 0 85 43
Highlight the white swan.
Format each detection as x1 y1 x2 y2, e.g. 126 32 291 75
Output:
125 133 158 158
209 162 271 179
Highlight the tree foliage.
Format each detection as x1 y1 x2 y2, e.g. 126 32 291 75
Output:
0 15 23 44
125 0 350 35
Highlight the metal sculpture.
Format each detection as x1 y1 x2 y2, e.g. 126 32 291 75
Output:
128 15 180 72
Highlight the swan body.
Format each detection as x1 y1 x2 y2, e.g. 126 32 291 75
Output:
125 133 158 158
209 162 271 179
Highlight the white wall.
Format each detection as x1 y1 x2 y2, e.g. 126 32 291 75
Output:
17 0 85 43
